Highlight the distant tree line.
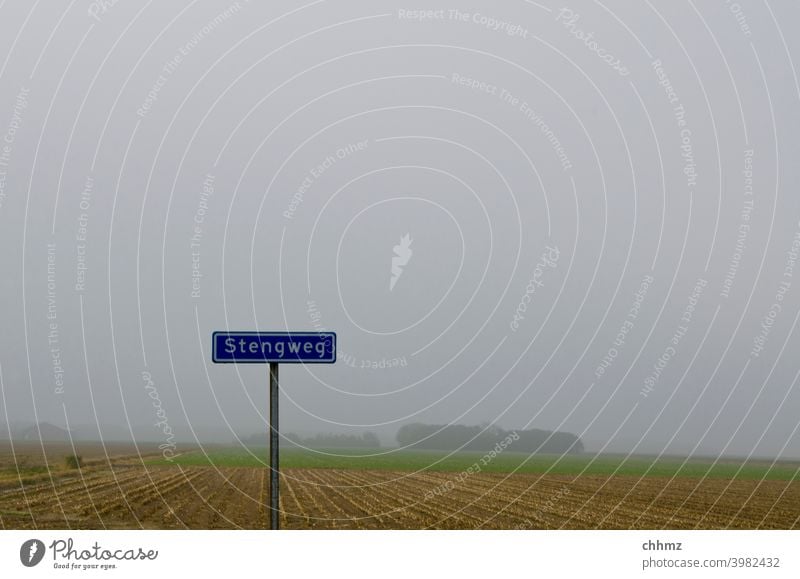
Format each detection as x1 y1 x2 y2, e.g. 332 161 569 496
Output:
286 432 380 448
242 431 380 448
396 423 584 454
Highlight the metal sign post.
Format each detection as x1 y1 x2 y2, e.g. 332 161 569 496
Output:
269 362 279 530
212 331 337 530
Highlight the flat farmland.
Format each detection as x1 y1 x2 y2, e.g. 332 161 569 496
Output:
1 443 798 530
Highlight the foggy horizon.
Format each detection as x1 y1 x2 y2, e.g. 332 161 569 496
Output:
1 1 799 464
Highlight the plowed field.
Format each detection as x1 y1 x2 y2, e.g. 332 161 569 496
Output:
2 458 798 529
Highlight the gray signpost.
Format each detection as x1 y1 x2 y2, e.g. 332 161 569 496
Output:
269 362 279 530
212 331 337 530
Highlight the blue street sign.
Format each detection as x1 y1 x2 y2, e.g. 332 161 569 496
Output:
212 331 336 364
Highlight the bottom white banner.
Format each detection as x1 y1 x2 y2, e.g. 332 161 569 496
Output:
0 530 796 578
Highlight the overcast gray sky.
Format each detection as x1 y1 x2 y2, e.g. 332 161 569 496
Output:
0 0 798 458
